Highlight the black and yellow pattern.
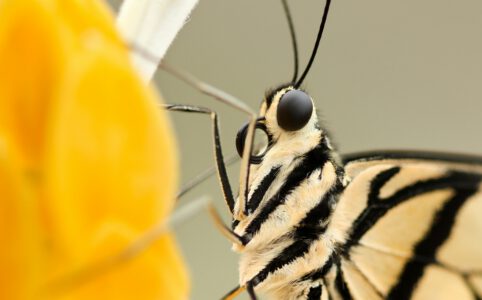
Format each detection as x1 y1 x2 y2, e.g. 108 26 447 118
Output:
158 1 482 298
224 86 482 300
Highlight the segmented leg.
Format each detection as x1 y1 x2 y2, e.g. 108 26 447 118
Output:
221 285 245 300
164 104 236 214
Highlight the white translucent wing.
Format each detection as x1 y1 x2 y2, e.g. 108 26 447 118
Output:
116 0 198 82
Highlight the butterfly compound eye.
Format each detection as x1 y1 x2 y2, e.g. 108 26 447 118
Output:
236 122 248 157
277 90 313 131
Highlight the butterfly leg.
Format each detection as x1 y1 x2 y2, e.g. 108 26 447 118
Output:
207 202 245 247
177 152 238 200
221 285 245 300
247 282 258 300
220 283 257 300
163 104 236 215
160 63 255 116
158 64 257 220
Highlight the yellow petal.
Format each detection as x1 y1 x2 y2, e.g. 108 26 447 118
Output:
0 138 43 300
45 30 186 298
0 0 188 298
0 0 64 169
54 0 122 47
66 224 189 300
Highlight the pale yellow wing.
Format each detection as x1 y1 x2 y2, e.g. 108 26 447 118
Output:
329 151 482 300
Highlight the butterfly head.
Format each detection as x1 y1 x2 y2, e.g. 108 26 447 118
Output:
263 86 315 132
235 85 325 166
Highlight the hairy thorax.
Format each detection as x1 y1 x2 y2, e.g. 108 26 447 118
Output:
233 158 343 298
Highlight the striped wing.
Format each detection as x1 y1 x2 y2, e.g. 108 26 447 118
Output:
326 151 482 300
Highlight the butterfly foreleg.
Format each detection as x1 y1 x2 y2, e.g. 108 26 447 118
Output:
162 104 236 215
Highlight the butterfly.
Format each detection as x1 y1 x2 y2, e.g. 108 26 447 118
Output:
156 0 482 299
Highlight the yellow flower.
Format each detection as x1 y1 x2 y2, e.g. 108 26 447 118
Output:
0 0 188 299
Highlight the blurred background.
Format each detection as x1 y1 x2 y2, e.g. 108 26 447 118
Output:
109 1 482 299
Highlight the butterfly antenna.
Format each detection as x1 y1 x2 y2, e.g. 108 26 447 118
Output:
294 0 332 88
281 0 299 84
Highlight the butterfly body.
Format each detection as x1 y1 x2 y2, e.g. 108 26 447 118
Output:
154 1 482 298
230 87 482 299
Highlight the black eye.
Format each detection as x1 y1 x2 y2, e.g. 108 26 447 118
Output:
277 90 313 131
236 120 271 164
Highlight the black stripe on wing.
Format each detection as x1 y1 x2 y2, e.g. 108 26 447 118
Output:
342 150 482 165
345 168 481 249
335 262 353 300
342 166 482 299
387 187 478 299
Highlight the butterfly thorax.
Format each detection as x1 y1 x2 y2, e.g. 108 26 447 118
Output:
231 87 348 298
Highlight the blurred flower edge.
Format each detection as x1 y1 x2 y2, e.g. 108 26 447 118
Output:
0 0 188 299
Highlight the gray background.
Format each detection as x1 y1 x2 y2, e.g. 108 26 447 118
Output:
109 1 482 299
